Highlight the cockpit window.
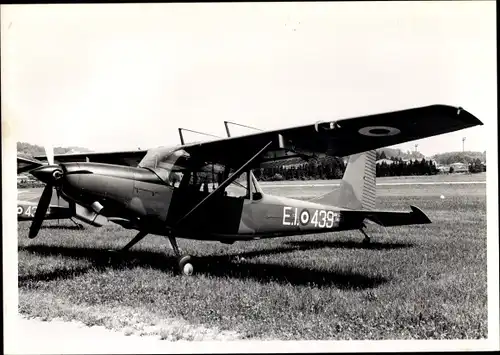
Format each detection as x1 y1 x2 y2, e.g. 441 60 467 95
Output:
138 146 191 185
138 146 263 199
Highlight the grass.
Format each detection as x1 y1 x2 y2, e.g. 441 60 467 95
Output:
17 177 487 340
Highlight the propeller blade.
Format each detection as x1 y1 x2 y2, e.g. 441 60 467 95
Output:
44 143 54 165
28 184 53 239
56 188 60 225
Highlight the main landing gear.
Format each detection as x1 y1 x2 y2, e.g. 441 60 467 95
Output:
115 230 195 276
167 235 194 276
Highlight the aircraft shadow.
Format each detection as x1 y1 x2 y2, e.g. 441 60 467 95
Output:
18 245 388 290
19 267 92 285
40 225 84 230
213 240 414 262
284 240 414 251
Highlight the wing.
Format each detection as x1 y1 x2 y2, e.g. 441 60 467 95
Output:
25 104 482 170
181 105 482 167
17 155 45 174
33 150 147 167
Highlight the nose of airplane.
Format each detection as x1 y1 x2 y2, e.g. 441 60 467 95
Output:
30 165 63 185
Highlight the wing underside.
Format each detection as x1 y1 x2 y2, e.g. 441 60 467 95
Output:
32 150 147 167
25 105 482 170
17 156 45 174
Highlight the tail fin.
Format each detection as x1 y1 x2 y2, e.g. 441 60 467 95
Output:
313 150 377 210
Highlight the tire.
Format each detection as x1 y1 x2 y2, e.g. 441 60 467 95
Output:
179 255 194 276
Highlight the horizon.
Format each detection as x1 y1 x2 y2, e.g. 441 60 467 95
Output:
2 2 496 157
15 140 487 159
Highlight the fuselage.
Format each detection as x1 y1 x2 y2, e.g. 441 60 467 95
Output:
56 162 363 241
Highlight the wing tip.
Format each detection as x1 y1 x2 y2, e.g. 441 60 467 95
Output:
458 107 484 126
435 104 483 126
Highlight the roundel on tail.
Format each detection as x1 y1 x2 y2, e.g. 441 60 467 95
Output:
358 126 401 137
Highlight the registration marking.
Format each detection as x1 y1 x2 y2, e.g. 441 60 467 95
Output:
283 206 340 228
18 205 37 217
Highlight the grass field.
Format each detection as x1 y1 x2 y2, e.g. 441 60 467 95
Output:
17 175 487 340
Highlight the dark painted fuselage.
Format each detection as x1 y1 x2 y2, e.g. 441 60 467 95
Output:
58 162 360 241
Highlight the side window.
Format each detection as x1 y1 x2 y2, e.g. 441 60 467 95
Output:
225 171 259 199
226 172 248 198
171 172 184 188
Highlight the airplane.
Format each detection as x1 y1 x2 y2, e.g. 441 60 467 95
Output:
21 104 483 276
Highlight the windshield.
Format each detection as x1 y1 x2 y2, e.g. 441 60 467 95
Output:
138 146 190 185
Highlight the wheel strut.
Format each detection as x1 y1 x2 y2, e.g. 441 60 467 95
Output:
69 217 84 229
121 230 148 251
167 235 194 276
359 227 371 244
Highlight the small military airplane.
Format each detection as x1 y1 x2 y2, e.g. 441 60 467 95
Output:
21 104 482 275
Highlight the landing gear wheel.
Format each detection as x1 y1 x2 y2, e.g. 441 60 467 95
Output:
179 255 194 276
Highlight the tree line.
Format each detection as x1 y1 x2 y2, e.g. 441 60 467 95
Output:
432 151 486 165
254 157 346 181
376 157 438 177
253 155 485 182
254 156 440 181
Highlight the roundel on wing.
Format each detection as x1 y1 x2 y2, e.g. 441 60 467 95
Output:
358 126 401 137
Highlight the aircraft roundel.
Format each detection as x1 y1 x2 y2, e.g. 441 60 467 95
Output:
300 209 310 225
358 126 401 137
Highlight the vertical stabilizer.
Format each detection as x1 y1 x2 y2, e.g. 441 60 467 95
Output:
312 150 377 210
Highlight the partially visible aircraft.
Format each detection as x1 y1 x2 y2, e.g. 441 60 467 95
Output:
17 154 105 227
20 104 483 275
17 191 84 228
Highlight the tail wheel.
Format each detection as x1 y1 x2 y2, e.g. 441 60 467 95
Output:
179 255 194 276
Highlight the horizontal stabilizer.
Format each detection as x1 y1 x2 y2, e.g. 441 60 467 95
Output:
344 205 431 227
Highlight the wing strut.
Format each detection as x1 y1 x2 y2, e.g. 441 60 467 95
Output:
223 121 263 137
178 128 221 145
175 140 273 227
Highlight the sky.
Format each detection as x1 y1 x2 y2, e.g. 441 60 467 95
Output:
2 1 497 157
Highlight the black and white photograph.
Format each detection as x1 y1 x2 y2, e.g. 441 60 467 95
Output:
2 1 498 353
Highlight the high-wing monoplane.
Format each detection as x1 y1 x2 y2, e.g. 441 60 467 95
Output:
21 105 483 275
